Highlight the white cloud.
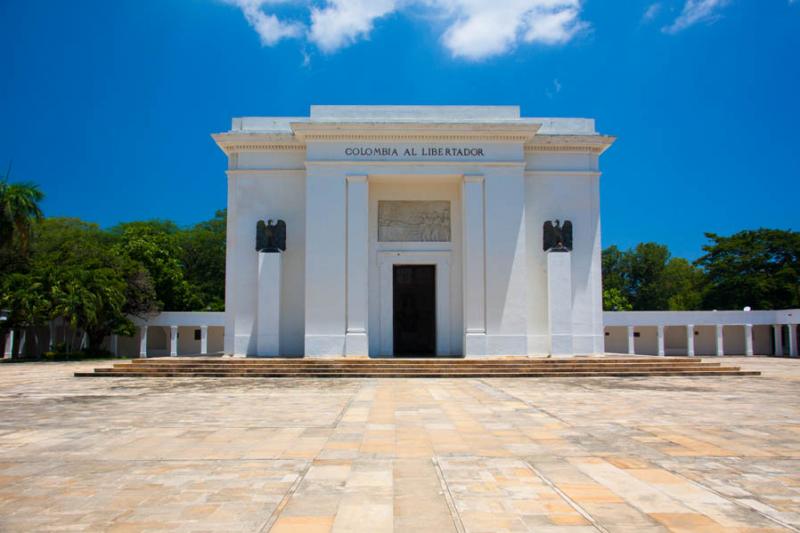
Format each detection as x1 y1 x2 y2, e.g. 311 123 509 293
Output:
434 0 587 60
642 3 661 22
309 0 398 53
223 0 304 45
223 0 587 60
663 0 730 34
546 78 562 98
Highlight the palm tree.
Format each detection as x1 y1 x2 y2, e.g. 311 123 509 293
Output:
0 166 45 255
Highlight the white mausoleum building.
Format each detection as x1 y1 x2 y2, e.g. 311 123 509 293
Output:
3 106 799 360
212 105 615 358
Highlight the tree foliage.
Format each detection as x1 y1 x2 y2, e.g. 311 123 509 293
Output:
602 243 703 311
177 209 226 311
112 222 200 311
0 176 44 257
695 229 800 310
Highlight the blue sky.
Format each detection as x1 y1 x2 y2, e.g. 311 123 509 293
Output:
1 0 798 260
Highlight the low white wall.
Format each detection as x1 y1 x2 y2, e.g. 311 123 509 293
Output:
604 309 799 326
604 309 800 357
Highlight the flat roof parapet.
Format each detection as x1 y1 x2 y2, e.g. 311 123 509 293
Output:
226 106 599 136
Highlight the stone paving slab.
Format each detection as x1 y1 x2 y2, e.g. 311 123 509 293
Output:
0 357 798 532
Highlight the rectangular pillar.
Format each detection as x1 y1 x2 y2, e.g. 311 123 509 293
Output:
3 330 13 359
687 324 695 357
169 326 178 357
200 325 208 355
744 324 753 357
462 174 487 356
657 325 665 356
111 335 119 357
774 325 783 356
547 251 573 356
483 169 528 355
345 175 369 356
715 324 724 356
627 326 635 355
305 168 347 356
257 252 282 356
139 326 147 358
789 324 798 357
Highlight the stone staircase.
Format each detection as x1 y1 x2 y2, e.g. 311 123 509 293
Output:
75 357 760 378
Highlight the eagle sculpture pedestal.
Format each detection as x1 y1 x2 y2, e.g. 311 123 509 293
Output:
547 250 574 357
257 251 282 356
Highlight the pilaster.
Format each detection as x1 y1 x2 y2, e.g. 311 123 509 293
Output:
462 174 487 356
345 175 369 356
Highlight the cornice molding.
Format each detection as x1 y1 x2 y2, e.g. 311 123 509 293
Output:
212 133 305 155
525 170 602 178
290 121 541 142
524 135 616 155
305 160 526 168
226 169 305 176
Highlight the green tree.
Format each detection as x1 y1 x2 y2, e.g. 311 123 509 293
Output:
0 176 44 256
603 287 632 311
113 223 200 311
177 209 226 310
602 242 703 311
26 218 159 353
696 229 800 310
0 273 51 354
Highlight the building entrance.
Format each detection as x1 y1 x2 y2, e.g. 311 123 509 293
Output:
393 265 436 356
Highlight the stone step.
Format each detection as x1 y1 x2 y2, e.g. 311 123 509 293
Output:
130 357 701 364
77 356 759 378
103 363 725 372
113 360 721 366
122 361 713 368
102 367 728 375
75 369 759 378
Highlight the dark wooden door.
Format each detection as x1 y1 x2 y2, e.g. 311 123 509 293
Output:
393 265 436 356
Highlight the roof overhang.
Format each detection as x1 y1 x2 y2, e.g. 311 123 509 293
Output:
212 125 616 156
289 121 542 143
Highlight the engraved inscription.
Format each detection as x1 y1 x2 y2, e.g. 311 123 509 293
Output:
378 201 451 242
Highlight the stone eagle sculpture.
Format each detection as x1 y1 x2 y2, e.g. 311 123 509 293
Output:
543 220 573 252
256 219 286 252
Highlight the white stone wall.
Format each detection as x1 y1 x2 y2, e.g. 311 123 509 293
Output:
212 106 616 358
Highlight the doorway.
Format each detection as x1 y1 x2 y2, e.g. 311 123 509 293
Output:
393 265 436 356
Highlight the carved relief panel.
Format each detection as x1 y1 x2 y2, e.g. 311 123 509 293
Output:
378 201 451 242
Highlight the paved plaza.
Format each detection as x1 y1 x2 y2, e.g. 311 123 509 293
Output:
0 358 799 532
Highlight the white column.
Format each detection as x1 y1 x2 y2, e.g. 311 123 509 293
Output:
18 329 27 356
257 252 282 356
744 324 754 357
789 324 798 357
627 326 635 355
657 325 665 356
200 325 208 355
345 175 369 356
304 168 347 356
547 251 573 356
169 326 178 357
686 325 695 357
3 330 13 359
715 324 724 356
111 335 119 357
49 321 56 351
773 325 783 356
462 174 486 356
483 169 528 355
139 326 148 358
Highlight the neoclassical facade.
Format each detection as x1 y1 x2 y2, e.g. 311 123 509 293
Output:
212 106 615 357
